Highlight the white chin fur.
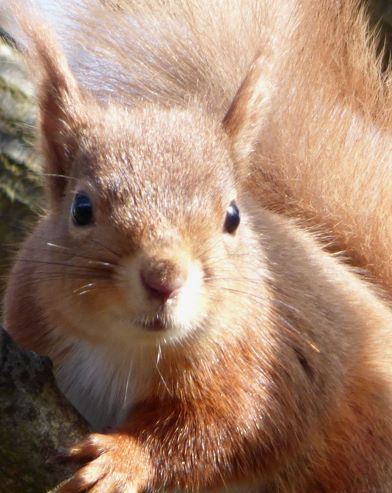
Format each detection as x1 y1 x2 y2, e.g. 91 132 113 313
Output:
51 332 158 430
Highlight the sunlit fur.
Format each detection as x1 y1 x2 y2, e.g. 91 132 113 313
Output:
3 1 392 492
244 1 392 295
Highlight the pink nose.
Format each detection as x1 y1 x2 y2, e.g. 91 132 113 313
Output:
141 261 186 301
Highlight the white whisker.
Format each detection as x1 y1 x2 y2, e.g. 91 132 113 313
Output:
123 363 132 407
155 344 172 396
73 282 95 294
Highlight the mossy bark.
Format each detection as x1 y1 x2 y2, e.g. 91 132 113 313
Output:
0 38 42 304
0 327 89 493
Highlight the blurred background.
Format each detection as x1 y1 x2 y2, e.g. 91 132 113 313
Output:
0 0 391 304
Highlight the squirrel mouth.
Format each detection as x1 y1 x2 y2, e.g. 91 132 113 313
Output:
136 317 167 332
145 319 165 331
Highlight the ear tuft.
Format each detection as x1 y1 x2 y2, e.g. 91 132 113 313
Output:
14 9 85 199
223 57 270 166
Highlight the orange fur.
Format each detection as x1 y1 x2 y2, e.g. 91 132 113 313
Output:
3 1 392 492
245 0 392 293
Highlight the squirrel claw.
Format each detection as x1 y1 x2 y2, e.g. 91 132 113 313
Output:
62 433 111 462
54 464 104 493
55 433 146 493
46 448 69 464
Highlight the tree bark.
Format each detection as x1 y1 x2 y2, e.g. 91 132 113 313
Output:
0 327 89 493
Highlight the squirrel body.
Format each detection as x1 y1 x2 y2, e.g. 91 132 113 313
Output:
4 1 392 492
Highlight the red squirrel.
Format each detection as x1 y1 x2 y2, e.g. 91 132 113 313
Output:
4 1 392 492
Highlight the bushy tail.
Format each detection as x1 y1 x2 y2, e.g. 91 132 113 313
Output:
248 0 392 295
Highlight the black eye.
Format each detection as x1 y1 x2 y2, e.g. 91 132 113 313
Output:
224 200 240 234
72 192 94 226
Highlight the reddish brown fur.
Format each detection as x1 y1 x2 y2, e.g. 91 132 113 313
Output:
3 1 392 492
245 1 392 294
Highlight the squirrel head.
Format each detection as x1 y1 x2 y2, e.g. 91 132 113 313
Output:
23 21 268 349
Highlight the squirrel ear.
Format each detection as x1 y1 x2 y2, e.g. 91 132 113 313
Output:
20 16 85 198
223 57 269 168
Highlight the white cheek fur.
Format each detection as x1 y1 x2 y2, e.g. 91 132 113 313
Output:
169 260 205 330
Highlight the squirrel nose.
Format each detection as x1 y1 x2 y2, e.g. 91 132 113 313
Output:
141 259 186 301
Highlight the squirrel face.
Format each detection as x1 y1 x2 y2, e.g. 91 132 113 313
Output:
9 24 268 355
37 102 263 348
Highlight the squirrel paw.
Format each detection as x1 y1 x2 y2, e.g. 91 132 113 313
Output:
56 433 150 493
